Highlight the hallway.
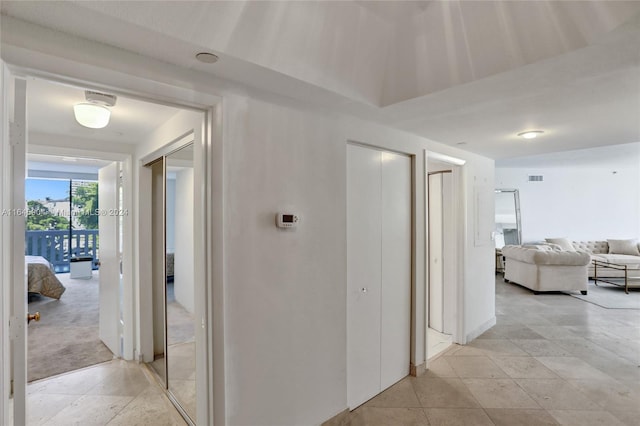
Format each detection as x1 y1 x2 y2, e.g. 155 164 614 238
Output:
346 277 640 426
25 360 185 425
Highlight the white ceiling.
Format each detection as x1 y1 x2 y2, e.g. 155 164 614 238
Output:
496 142 640 169
26 77 182 144
2 1 640 159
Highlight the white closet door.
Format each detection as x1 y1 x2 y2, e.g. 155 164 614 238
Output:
380 152 411 389
441 172 456 335
428 174 444 332
347 145 382 408
348 145 412 408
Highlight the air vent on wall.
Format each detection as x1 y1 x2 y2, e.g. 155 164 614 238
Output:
528 175 543 182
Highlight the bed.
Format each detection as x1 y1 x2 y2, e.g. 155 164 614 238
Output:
26 256 66 300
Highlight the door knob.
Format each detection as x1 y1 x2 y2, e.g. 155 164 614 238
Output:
361 287 368 293
27 312 40 324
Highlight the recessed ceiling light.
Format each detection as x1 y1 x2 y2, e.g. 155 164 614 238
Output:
517 130 544 139
196 52 219 64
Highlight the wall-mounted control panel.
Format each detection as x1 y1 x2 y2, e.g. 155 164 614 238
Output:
276 213 299 228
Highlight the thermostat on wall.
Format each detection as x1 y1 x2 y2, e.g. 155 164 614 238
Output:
276 213 299 228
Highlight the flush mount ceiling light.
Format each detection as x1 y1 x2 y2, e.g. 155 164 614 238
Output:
74 91 117 129
195 52 219 63
517 130 544 139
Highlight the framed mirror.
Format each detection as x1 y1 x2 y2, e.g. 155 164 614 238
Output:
494 188 522 248
145 142 196 425
165 143 196 421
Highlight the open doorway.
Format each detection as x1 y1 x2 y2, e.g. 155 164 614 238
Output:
2 67 215 424
15 75 202 423
25 156 116 382
426 154 464 359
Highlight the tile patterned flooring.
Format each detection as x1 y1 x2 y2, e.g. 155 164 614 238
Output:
347 278 640 426
26 360 186 426
26 277 640 425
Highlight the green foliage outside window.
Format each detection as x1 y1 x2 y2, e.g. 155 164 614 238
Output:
73 182 99 230
26 200 70 231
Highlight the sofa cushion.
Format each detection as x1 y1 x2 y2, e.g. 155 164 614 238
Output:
545 238 575 251
607 239 640 256
503 245 591 266
572 241 608 254
591 253 640 267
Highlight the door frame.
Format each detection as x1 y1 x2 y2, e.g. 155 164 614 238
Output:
1 63 223 425
425 151 466 351
346 141 416 408
28 144 135 360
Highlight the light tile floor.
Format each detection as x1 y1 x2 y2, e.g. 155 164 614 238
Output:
26 359 186 426
347 277 640 426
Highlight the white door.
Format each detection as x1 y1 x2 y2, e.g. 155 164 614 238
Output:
441 173 456 335
98 162 121 355
380 152 411 390
347 145 382 408
428 173 444 332
347 145 411 409
428 171 456 335
2 71 27 425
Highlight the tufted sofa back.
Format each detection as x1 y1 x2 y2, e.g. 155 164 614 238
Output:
572 241 608 254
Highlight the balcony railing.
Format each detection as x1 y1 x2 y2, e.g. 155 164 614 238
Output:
26 229 99 273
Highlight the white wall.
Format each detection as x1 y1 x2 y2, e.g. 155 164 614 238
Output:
174 168 194 313
223 93 496 425
496 166 640 242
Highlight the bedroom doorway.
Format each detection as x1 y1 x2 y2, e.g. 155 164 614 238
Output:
3 63 217 425
24 162 118 382
14 75 149 423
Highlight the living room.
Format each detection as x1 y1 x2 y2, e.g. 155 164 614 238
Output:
496 142 640 299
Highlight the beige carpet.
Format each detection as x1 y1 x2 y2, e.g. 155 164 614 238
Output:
27 272 114 382
571 280 640 309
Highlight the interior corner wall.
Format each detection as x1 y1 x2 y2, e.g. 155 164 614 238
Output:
496 166 640 242
174 168 194 314
222 93 496 425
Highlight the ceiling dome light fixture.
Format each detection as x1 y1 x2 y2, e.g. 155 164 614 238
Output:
196 52 219 64
517 130 544 139
74 91 117 129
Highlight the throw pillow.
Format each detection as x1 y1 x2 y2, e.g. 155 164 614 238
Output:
607 239 640 256
545 238 575 251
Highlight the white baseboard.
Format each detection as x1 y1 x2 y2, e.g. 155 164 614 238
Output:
465 316 496 343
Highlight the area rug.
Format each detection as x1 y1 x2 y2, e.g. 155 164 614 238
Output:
570 281 640 309
27 272 114 382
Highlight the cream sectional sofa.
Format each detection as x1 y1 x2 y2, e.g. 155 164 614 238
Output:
501 245 591 295
571 240 640 278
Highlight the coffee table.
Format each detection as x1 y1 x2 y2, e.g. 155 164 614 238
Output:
592 260 640 294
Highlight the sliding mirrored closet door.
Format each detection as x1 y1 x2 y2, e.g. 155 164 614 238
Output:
146 143 196 424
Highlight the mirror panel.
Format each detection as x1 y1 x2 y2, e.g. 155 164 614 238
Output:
495 189 521 248
166 143 196 421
